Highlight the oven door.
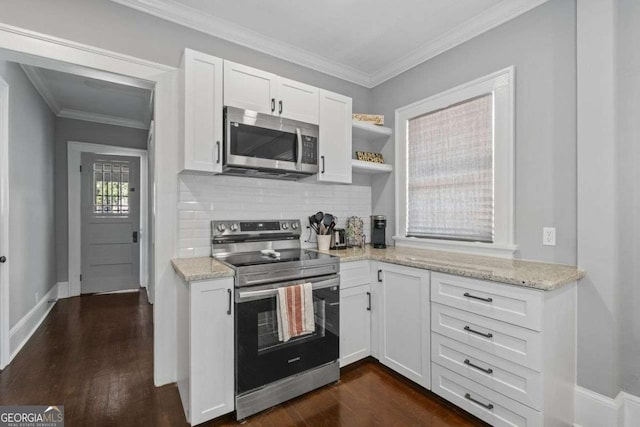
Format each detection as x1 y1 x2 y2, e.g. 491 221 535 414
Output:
235 274 339 394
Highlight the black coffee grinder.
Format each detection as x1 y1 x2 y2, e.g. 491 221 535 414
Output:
371 215 387 249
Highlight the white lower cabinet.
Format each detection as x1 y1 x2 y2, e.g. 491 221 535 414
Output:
430 272 577 427
431 364 542 426
376 262 430 389
339 261 372 367
340 284 371 367
176 276 234 425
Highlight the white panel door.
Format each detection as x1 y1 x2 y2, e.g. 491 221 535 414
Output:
190 278 234 424
277 77 319 124
223 60 277 115
340 284 371 367
378 262 430 388
182 49 223 173
81 153 140 293
318 89 352 183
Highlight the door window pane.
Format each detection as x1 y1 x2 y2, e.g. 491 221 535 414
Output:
93 160 131 215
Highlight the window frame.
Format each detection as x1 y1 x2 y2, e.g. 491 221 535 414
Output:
394 67 517 258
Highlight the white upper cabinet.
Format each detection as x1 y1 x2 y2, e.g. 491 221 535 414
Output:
180 49 224 173
223 60 277 115
318 89 352 184
277 77 319 124
223 61 319 124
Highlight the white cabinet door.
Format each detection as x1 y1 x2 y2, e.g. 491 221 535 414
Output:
190 278 234 425
377 263 430 389
340 284 371 367
277 77 319 124
181 49 223 173
223 60 277 115
318 89 352 183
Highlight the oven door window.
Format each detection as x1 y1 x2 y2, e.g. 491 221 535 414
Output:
229 123 297 162
236 286 339 394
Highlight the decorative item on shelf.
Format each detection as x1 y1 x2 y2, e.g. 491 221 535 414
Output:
356 151 385 163
352 113 384 126
346 216 364 248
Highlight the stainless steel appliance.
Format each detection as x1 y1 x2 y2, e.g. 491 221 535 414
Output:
330 228 347 250
223 107 319 180
371 215 387 249
211 219 340 420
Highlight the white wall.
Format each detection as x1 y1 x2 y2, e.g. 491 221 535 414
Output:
370 0 577 266
54 117 148 283
178 175 372 257
617 0 640 397
0 61 56 328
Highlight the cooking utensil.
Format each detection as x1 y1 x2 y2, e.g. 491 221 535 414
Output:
314 211 324 224
323 213 334 227
308 216 319 234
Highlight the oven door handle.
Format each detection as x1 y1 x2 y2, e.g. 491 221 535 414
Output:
238 277 339 301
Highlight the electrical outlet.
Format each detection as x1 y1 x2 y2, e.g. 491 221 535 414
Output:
543 227 556 246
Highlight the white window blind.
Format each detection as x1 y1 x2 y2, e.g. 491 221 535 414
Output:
407 93 494 243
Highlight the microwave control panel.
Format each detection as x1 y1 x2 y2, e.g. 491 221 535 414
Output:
301 136 318 165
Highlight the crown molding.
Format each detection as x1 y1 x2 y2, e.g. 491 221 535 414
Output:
110 0 372 87
111 0 548 88
369 0 549 86
20 65 61 114
58 108 150 130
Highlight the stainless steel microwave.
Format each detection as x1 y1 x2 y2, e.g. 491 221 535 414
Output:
223 106 319 180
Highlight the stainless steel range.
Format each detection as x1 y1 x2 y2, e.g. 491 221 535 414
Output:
211 219 340 420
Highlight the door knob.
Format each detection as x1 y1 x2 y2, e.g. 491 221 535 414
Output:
0 256 5 263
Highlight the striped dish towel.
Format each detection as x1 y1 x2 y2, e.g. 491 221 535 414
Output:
277 283 315 342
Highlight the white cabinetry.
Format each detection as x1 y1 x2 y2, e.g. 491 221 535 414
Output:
339 261 371 367
223 61 319 124
180 49 224 173
430 272 576 427
376 262 430 389
318 90 352 184
176 276 234 425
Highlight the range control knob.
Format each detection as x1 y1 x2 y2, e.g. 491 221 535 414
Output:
291 222 299 230
281 222 289 230
230 223 238 232
217 223 226 232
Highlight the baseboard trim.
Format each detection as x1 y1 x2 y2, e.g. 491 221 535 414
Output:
57 281 70 299
9 285 58 361
575 386 640 427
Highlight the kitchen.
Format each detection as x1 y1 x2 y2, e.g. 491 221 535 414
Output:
0 0 636 426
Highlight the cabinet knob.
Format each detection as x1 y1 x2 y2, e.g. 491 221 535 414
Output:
0 256 6 263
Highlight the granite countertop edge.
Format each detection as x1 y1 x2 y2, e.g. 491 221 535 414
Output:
171 247 585 291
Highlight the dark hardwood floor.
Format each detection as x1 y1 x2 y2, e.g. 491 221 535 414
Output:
0 291 487 427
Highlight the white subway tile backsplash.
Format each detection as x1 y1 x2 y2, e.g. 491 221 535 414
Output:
177 174 372 256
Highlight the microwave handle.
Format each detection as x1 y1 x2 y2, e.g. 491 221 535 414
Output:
296 127 302 170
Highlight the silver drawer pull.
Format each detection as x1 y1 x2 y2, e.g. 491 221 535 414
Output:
465 393 494 410
464 358 493 374
463 292 493 302
464 325 493 338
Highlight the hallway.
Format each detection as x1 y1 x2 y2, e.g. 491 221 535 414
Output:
0 291 485 426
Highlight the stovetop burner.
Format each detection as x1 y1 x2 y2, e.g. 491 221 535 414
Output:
219 249 331 268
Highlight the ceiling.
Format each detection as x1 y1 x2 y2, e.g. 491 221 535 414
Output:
111 0 548 87
21 65 153 129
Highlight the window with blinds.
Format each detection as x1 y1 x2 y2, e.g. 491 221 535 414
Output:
407 93 494 243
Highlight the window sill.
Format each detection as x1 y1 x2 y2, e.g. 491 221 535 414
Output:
392 236 519 259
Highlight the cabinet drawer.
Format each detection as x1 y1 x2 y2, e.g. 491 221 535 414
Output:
431 304 542 371
431 364 542 427
431 333 542 410
340 261 370 288
431 272 543 331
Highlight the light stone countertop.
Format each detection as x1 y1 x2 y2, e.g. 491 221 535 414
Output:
171 257 234 282
311 245 585 291
171 246 584 291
